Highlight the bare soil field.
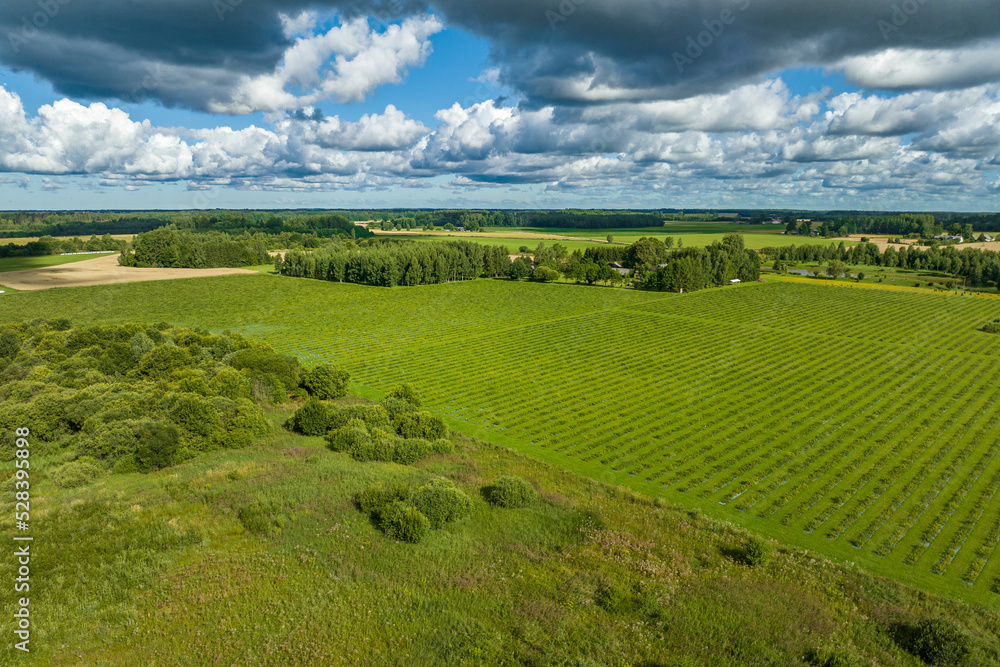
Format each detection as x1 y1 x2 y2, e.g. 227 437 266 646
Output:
0 253 256 291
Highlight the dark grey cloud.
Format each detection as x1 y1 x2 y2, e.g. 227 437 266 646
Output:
4 0 1000 114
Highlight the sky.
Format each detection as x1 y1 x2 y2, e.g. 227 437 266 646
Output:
0 0 999 212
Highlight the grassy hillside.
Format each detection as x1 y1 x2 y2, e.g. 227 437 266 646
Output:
2 395 998 666
4 277 1000 606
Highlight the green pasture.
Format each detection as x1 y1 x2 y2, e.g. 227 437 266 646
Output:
0 252 116 274
7 406 996 665
5 277 1000 605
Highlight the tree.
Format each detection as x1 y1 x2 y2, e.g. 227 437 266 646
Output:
827 260 847 279
301 364 350 399
606 233 614 244
857 271 865 282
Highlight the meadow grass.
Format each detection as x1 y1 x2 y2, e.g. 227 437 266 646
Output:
5 276 1000 606
2 402 997 665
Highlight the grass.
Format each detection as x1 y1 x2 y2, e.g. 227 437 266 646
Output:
0 252 116 274
2 401 997 665
5 276 1000 606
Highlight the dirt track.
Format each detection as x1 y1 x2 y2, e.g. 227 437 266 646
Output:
0 253 256 291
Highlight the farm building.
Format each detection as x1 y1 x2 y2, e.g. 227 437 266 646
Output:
730 279 741 284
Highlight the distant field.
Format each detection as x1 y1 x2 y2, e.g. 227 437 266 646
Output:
5 276 1000 603
0 252 116 274
375 226 843 252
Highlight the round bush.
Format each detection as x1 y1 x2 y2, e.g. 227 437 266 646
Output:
908 618 971 666
386 383 421 408
381 397 417 420
301 364 350 399
355 481 410 516
392 411 447 439
134 422 180 472
744 535 772 567
111 453 140 474
379 500 430 543
483 476 537 508
326 422 370 453
393 438 432 465
369 429 398 463
50 460 103 488
430 438 454 454
286 398 332 436
411 478 472 528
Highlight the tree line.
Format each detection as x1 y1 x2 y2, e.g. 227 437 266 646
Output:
762 242 1000 287
0 234 124 258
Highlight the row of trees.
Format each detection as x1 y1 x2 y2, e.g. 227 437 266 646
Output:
276 240 512 287
119 228 272 268
0 234 124 258
762 242 1000 287
634 235 761 292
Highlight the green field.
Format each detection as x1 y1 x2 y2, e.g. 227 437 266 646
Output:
5 276 1000 604
0 252 116 274
373 224 838 253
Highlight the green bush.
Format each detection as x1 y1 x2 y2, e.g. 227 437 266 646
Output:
483 476 537 508
49 460 103 488
744 535 772 567
381 396 417 420
326 422 370 453
111 454 140 474
134 422 180 472
329 404 392 432
136 344 192 377
393 437 433 465
228 348 300 389
351 428 397 463
430 438 454 454
301 364 350 399
0 329 21 359
905 618 971 666
379 500 430 543
387 383 422 408
356 481 410 517
128 331 154 360
238 499 283 536
169 393 220 438
393 411 447 439
410 478 472 528
286 398 332 436
208 367 251 400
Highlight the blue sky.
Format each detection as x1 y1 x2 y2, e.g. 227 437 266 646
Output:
0 1 998 211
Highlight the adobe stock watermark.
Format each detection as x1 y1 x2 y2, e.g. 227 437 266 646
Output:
878 0 932 40
7 0 72 54
546 0 587 31
213 0 243 22
672 0 752 74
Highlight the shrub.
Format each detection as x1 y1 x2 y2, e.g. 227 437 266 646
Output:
134 422 180 472
904 618 971 666
111 454 140 474
393 437 433 465
250 373 286 405
744 535 772 567
208 367 251 400
228 348 299 389
483 476 537 508
136 344 192 377
169 393 220 438
369 428 398 463
381 396 417 420
379 500 430 543
49 460 102 488
595 578 632 613
326 422 370 453
410 478 472 528
128 331 154 360
356 481 410 517
430 438 454 454
286 398 332 436
393 411 447 439
386 384 422 408
238 499 283 536
301 364 350 399
0 329 21 359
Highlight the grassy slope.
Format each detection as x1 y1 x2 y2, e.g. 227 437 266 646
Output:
4 277 1000 606
2 402 998 666
0 253 117 274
